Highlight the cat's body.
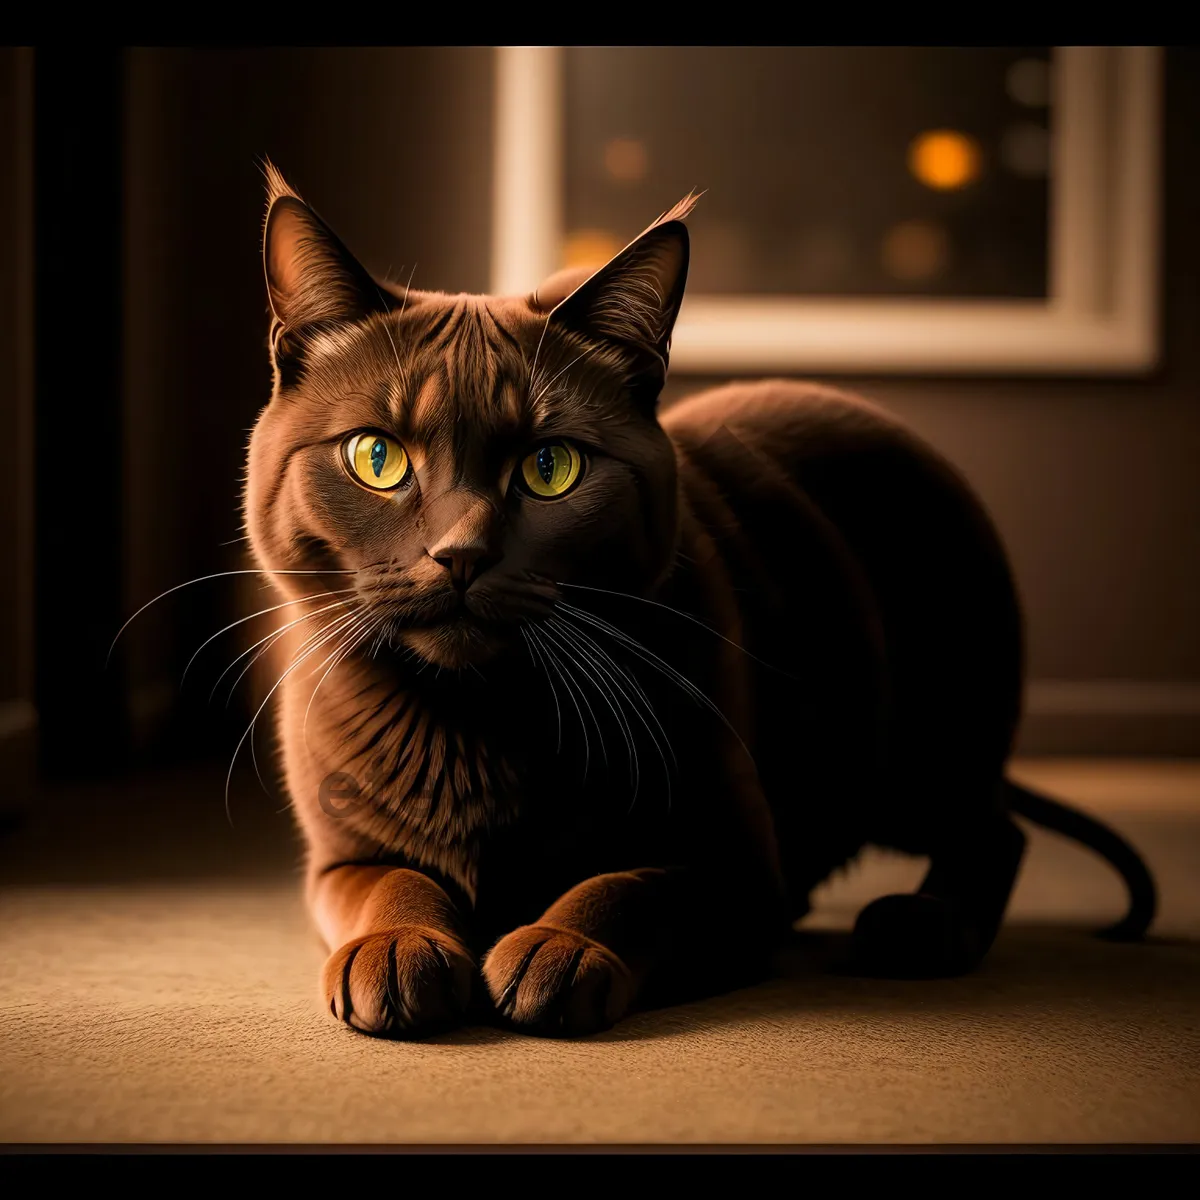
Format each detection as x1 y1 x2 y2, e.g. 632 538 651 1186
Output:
284 379 1019 938
246 167 1155 1036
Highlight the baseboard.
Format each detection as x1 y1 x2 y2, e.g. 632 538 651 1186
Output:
0 698 37 819
1008 756 1200 814
1019 680 1200 757
1025 680 1200 717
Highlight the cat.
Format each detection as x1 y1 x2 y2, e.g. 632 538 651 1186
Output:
243 162 1157 1038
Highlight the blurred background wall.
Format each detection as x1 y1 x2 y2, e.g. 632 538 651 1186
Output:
2 46 1197 803
0 48 35 811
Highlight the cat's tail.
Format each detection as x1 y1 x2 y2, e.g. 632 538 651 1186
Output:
1003 778 1158 942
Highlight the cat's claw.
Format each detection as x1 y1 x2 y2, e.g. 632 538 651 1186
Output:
322 925 474 1038
482 924 633 1036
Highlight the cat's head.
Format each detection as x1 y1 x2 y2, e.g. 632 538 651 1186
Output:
244 163 694 671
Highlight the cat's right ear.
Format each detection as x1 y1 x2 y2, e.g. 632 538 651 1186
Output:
261 161 386 371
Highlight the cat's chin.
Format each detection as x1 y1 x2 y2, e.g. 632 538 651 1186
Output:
400 621 507 670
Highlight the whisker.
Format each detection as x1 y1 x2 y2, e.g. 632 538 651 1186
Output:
399 264 418 316
557 601 755 767
540 619 634 794
551 614 676 805
209 595 357 706
525 624 590 772
251 605 368 793
251 604 370 807
558 601 723 714
302 609 380 752
375 262 416 398
224 605 363 824
531 345 598 409
533 622 606 776
556 582 796 679
368 625 390 660
523 306 553 408
108 567 358 665
549 614 662 811
521 627 561 752
535 625 596 783
181 588 358 688
553 613 666 750
528 619 588 768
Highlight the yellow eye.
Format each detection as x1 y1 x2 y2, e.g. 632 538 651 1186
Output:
520 441 583 498
345 432 409 490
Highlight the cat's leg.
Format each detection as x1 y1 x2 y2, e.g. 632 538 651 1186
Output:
851 804 1026 979
482 866 784 1036
311 864 475 1038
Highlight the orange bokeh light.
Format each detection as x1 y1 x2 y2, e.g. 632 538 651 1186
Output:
603 137 649 183
562 229 622 270
908 130 983 191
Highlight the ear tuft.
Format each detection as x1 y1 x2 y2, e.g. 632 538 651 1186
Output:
644 188 704 234
261 156 299 209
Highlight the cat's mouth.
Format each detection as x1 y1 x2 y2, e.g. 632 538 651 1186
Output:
365 594 513 669
360 574 561 670
398 614 508 670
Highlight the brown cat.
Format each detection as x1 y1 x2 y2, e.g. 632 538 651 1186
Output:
243 163 1156 1037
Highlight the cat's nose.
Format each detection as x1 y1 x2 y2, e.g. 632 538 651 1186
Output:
430 545 496 590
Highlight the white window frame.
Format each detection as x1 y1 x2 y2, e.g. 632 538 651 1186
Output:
491 46 1163 376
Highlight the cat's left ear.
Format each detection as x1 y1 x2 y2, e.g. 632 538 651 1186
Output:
543 193 699 392
260 160 387 367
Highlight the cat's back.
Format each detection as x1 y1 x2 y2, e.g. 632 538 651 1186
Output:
660 378 1013 588
662 378 959 500
661 378 1023 825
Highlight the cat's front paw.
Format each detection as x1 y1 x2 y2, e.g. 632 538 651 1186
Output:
482 923 634 1036
322 925 474 1038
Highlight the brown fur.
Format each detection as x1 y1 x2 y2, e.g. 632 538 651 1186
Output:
243 165 1143 1039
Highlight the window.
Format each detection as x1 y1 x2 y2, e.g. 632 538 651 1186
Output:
491 47 1162 375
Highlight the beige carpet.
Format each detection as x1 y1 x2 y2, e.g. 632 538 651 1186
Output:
1 759 1198 1145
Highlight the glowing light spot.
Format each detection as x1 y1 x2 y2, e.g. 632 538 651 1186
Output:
1000 122 1051 178
907 130 982 192
1006 57 1052 108
562 229 622 271
603 137 648 183
881 220 951 283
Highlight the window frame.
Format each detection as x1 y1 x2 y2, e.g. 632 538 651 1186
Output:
490 46 1163 376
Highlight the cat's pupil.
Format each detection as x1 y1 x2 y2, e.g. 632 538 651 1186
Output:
370 439 387 478
536 446 556 485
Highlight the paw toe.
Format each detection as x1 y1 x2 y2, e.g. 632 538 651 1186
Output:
483 925 632 1036
323 926 473 1038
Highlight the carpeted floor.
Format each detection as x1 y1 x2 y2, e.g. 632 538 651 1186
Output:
1 759 1198 1145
